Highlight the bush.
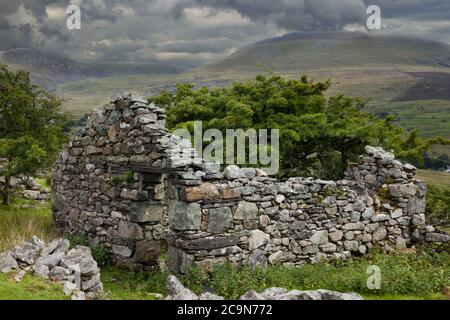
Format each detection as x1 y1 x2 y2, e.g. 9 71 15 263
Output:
426 185 450 226
150 75 449 179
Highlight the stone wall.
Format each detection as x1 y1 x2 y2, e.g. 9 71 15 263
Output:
166 146 443 273
52 94 200 270
52 94 449 273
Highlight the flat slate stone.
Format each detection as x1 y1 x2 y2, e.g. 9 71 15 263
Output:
175 236 239 251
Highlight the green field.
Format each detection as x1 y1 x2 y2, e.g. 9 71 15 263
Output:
417 170 450 188
56 74 173 116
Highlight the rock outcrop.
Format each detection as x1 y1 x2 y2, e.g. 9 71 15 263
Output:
164 276 363 300
0 237 103 300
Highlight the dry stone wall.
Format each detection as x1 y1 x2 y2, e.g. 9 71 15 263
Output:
52 94 200 270
166 146 446 273
52 94 449 273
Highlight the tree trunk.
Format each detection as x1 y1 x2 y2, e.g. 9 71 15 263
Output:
2 176 11 205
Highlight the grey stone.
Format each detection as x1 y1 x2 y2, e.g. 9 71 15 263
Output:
320 243 337 253
175 236 239 251
248 250 268 268
268 251 296 264
134 240 161 264
63 281 78 296
61 246 99 276
316 289 363 300
240 168 256 179
343 222 365 231
223 165 243 179
207 207 233 233
350 211 361 222
425 233 450 243
390 183 417 198
165 276 198 300
344 241 359 252
112 245 133 258
371 214 390 222
168 200 202 231
310 230 329 245
71 291 86 300
168 246 194 274
235 201 258 220
12 242 41 265
41 239 70 257
130 203 164 223
118 221 144 240
199 292 224 300
35 251 64 268
49 266 70 281
82 273 101 291
240 290 265 300
373 227 387 241
0 252 19 273
248 230 270 250
34 264 50 279
329 230 343 242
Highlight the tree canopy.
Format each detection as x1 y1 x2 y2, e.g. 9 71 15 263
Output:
0 64 69 204
150 75 449 179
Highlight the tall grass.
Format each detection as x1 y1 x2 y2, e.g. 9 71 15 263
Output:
0 198 56 252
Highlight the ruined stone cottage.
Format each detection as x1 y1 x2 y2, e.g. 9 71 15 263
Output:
52 94 449 273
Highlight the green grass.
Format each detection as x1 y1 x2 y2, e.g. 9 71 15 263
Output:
56 74 171 116
34 178 50 190
101 268 167 300
417 170 450 188
179 247 450 300
0 197 56 252
99 246 450 300
0 272 67 300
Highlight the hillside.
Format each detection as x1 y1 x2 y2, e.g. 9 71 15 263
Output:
176 31 450 142
192 31 450 75
0 48 184 91
0 48 105 91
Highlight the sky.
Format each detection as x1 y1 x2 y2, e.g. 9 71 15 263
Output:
1 0 449 67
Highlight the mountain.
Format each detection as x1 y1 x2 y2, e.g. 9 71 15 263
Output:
0 48 184 91
177 31 450 141
190 31 450 75
0 48 106 90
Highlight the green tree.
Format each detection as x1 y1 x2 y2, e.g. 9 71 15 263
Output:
150 75 449 179
0 64 69 204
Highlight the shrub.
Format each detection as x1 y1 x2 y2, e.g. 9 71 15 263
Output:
426 184 450 226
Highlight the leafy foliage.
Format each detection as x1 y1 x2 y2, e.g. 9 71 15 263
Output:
150 75 449 179
179 246 450 299
111 171 135 186
0 64 69 203
426 185 450 226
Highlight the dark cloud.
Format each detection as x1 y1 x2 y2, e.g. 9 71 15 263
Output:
0 0 449 65
193 0 367 31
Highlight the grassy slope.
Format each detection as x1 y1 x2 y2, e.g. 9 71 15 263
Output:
0 199 55 253
417 170 450 188
56 74 172 116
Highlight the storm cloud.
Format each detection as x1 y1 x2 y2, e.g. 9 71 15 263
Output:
0 0 449 66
